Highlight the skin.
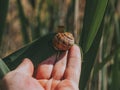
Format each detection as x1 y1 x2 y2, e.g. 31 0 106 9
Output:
0 45 81 90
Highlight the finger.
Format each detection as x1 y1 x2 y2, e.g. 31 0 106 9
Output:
35 54 56 79
15 58 34 76
52 51 68 80
64 45 81 84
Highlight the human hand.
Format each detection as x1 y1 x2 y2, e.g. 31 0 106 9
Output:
1 45 81 90
0 58 44 90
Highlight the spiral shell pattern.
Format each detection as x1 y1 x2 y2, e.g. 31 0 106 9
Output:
53 32 74 51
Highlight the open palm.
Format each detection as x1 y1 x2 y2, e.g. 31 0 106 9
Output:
1 45 81 90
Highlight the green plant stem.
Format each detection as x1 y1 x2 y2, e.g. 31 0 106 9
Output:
17 0 30 44
66 0 75 32
31 0 44 40
111 47 120 90
30 16 41 40
93 52 114 75
48 4 55 32
0 0 9 45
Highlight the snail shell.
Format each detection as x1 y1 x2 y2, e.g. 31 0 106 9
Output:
53 32 74 51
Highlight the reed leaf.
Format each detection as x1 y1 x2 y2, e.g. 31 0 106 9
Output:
0 59 10 79
79 0 109 89
79 21 104 90
3 33 56 70
80 0 109 53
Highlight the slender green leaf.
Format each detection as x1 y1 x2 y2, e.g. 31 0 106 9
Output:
3 33 56 70
0 0 9 45
79 0 109 89
80 0 109 53
79 21 104 90
0 59 10 79
3 44 30 62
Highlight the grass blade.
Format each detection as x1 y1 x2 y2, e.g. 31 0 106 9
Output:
80 0 109 53
0 59 10 79
3 33 56 70
79 21 104 90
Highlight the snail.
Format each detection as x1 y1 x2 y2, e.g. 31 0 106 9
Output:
53 32 74 51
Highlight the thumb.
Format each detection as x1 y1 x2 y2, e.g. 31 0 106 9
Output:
15 58 34 76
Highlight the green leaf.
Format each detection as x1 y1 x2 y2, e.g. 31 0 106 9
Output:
79 21 104 90
79 0 109 89
0 59 10 79
0 0 9 45
80 0 109 53
3 33 56 70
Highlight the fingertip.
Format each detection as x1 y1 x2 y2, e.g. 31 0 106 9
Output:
35 54 56 79
69 44 81 59
21 58 34 70
72 44 80 49
65 45 81 83
15 58 34 76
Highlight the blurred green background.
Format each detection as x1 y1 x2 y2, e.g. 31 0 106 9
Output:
0 0 120 90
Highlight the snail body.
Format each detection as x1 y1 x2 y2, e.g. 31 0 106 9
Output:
53 32 74 51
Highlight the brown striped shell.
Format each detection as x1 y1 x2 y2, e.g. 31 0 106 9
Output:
53 32 74 51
